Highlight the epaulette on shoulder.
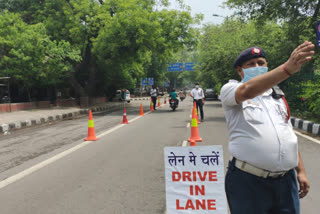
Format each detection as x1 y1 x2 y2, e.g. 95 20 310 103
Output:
229 79 239 83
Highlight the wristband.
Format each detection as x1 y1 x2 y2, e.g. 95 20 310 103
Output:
282 63 292 76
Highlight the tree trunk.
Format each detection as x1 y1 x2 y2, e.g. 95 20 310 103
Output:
68 71 86 97
88 64 97 97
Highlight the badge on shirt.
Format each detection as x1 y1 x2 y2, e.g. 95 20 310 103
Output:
246 99 260 107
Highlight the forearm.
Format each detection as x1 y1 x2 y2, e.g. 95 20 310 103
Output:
236 41 314 103
296 151 306 174
236 64 289 101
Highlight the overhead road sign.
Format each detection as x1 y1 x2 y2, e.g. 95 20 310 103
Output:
185 62 196 71
168 63 183 72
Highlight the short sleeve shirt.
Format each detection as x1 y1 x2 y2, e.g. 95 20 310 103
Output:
170 92 177 99
150 89 157 97
220 80 298 172
191 88 204 99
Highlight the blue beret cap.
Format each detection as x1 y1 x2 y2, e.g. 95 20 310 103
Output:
233 47 266 68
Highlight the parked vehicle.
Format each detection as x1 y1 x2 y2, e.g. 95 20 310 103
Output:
205 88 218 100
158 88 167 96
134 88 148 97
115 89 131 103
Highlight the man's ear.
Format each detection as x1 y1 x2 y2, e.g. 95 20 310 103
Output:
236 66 244 79
236 66 242 74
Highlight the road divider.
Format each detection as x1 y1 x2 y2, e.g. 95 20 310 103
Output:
84 110 99 141
150 100 155 111
139 104 144 116
121 107 129 124
188 107 202 145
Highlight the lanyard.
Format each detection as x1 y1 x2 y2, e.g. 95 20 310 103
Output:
281 97 291 121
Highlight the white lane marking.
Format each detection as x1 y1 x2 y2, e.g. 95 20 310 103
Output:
294 130 320 145
0 141 91 189
187 123 190 128
0 113 146 190
182 140 188 147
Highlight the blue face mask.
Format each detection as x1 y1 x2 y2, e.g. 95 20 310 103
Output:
242 66 268 83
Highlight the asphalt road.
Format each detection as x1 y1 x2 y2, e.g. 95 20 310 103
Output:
0 97 318 213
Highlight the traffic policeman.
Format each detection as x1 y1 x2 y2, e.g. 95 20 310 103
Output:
220 41 313 214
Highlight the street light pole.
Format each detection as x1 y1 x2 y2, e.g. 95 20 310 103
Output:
212 13 229 29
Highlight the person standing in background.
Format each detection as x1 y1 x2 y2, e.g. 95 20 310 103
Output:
150 85 157 110
191 82 205 121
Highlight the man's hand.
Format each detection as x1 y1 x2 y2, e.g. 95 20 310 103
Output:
285 41 315 75
296 171 310 198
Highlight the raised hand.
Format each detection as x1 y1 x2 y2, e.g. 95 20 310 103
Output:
285 41 315 75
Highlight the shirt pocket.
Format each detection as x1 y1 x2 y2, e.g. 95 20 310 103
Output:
242 100 264 124
274 103 289 124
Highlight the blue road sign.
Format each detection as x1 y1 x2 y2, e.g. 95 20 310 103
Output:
168 63 183 72
148 78 154 85
141 78 147 86
185 62 195 71
164 82 169 87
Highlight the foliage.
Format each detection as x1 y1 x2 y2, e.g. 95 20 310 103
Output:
221 0 320 122
0 0 200 100
198 20 291 92
0 11 81 99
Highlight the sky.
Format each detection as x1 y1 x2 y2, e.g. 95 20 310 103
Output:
167 0 235 25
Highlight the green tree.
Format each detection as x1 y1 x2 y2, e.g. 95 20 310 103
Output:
199 20 291 92
0 11 81 101
0 0 200 99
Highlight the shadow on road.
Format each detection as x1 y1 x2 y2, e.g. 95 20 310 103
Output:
203 116 226 122
205 102 222 108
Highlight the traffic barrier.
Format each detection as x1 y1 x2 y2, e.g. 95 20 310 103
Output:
193 102 200 124
84 110 99 141
150 101 154 111
188 107 202 143
190 140 197 146
158 97 161 108
122 107 129 124
139 104 144 116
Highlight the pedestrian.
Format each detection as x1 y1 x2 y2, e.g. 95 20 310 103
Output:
150 85 157 110
191 82 205 121
220 41 314 214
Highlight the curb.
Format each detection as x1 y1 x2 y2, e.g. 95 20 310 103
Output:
0 103 127 134
290 117 320 136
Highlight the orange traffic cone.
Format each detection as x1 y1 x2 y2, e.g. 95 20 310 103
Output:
158 97 161 108
139 104 144 116
188 107 202 143
122 107 129 124
164 97 167 104
193 101 200 124
190 140 197 146
150 101 154 111
84 110 99 141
